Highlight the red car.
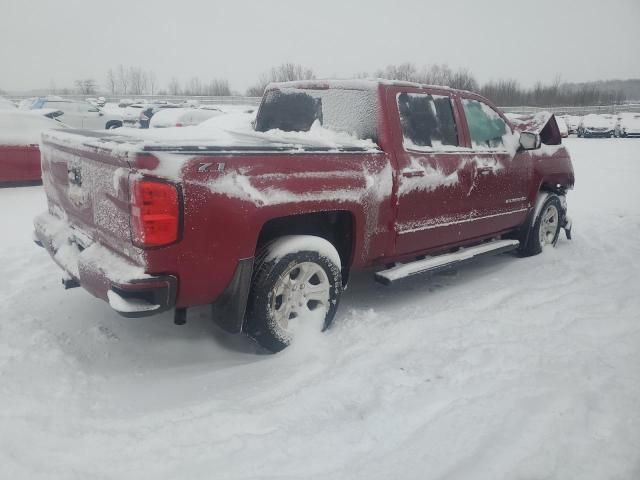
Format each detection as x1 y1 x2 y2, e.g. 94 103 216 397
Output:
0 111 65 184
34 80 574 352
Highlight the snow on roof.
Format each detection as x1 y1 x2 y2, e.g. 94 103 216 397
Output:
268 78 457 93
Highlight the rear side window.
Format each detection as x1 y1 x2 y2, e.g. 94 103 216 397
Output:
396 93 458 150
255 88 378 142
462 98 509 149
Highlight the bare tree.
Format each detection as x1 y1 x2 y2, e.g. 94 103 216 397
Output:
376 63 419 82
205 78 231 96
74 79 97 94
148 71 157 96
106 68 117 94
168 77 181 95
183 77 203 95
117 64 129 94
246 63 315 96
128 67 148 95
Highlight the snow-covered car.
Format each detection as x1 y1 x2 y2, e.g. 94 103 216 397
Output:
577 114 615 138
118 98 135 108
562 115 581 135
121 103 147 127
138 103 182 128
555 115 569 138
615 113 640 137
0 110 66 184
0 96 17 110
149 107 225 128
26 97 122 130
120 103 180 128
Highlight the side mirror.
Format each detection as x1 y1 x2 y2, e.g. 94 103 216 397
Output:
519 131 541 150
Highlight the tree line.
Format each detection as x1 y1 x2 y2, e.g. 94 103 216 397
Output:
61 62 628 106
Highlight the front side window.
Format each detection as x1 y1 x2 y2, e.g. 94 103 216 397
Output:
396 92 458 150
462 98 509 149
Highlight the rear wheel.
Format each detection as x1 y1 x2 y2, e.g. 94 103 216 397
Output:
519 195 563 257
245 236 343 353
106 121 122 130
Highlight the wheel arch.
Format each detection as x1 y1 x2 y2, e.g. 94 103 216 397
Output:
255 210 356 285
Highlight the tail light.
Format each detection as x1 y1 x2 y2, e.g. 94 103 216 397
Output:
130 178 180 248
175 122 183 127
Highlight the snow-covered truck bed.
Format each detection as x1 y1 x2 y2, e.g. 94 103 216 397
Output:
34 79 575 352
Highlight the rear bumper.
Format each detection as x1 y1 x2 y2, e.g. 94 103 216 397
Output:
34 211 177 317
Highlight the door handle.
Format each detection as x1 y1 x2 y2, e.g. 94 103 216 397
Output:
476 166 494 175
402 168 425 178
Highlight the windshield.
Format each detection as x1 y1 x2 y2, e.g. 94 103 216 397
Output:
255 87 378 142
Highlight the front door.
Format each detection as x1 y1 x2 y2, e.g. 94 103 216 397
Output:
459 97 531 233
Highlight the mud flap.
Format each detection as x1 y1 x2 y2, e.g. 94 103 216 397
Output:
563 216 573 240
211 257 254 334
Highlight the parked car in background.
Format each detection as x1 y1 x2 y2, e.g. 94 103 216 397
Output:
562 115 581 134
555 115 569 137
577 114 615 137
118 98 135 108
0 96 17 109
0 110 66 184
138 103 181 128
615 113 640 137
34 79 574 353
25 97 122 130
121 103 147 127
149 107 224 128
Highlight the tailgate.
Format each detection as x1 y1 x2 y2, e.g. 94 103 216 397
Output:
40 129 143 264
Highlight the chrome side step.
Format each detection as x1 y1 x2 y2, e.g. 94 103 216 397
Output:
374 239 520 285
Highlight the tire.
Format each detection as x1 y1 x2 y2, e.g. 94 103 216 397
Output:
519 195 563 257
106 121 122 130
245 235 343 353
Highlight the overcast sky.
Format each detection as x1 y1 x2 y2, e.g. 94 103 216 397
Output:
1 0 639 93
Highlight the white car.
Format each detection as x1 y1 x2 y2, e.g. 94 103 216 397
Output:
121 103 147 127
27 98 123 130
615 112 640 137
577 114 615 138
149 107 225 128
561 115 581 134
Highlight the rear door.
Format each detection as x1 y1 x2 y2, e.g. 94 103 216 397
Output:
458 96 531 233
389 87 477 255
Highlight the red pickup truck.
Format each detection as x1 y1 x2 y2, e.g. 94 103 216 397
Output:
34 80 574 352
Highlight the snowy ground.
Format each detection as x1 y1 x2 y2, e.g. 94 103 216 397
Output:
1 138 639 480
